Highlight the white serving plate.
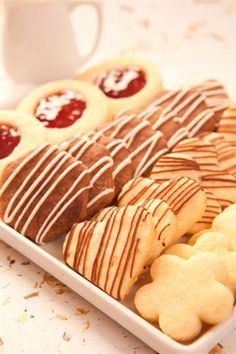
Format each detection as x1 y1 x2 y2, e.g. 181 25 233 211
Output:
0 220 235 354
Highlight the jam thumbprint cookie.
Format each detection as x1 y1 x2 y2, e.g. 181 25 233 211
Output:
16 80 112 144
0 144 91 244
0 110 46 182
77 55 162 115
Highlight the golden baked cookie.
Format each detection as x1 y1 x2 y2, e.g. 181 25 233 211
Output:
63 205 156 300
77 55 162 115
17 80 112 144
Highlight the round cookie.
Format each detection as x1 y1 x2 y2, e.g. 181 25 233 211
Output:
60 135 115 218
0 110 47 182
218 103 236 146
77 55 162 115
98 113 168 177
0 144 91 244
83 131 134 196
64 205 156 300
16 80 112 144
150 153 202 183
118 176 207 238
201 132 236 176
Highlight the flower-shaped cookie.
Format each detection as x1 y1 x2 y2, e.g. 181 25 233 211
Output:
166 231 236 289
134 253 234 342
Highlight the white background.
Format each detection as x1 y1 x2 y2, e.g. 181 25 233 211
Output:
0 0 236 353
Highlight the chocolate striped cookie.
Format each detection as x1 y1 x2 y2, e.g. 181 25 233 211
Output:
0 144 91 243
63 205 156 300
217 104 236 146
60 135 115 217
98 113 168 177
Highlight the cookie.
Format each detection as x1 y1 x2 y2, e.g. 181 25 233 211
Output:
0 110 47 182
118 176 207 238
189 190 222 234
98 113 168 177
16 80 112 144
63 205 156 300
0 144 91 244
134 253 234 342
173 137 236 208
166 231 236 289
82 131 134 196
218 104 236 146
201 132 236 176
194 79 231 123
138 101 189 149
95 200 177 260
211 209 236 250
150 152 201 183
60 135 114 217
77 55 162 115
149 152 221 233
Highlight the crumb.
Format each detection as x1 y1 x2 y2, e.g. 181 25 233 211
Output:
38 272 71 295
137 18 150 29
0 337 3 346
185 20 206 38
53 315 68 321
7 255 15 267
21 261 30 265
24 291 39 300
17 274 23 277
82 320 90 333
74 307 89 316
17 313 27 323
209 32 226 42
209 344 225 354
63 332 72 342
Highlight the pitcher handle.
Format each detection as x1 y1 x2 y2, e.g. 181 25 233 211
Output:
68 0 103 65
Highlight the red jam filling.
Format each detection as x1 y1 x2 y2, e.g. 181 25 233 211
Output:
0 124 21 159
95 66 146 99
35 90 87 129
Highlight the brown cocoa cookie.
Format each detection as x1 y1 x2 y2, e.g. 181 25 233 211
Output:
82 131 134 196
194 79 231 123
60 135 115 217
98 113 168 177
0 144 91 244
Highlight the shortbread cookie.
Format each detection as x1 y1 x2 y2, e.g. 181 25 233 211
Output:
82 131 134 195
0 110 47 182
218 104 236 145
63 205 156 300
194 79 231 123
134 253 234 342
149 152 221 233
173 138 236 208
98 113 168 177
201 132 236 176
212 209 236 250
166 231 236 289
0 144 91 243
60 135 114 217
150 153 201 183
95 201 177 260
77 55 162 114
118 176 207 238
189 190 222 234
17 80 112 144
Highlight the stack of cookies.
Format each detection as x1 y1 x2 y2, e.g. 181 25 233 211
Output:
1 55 236 344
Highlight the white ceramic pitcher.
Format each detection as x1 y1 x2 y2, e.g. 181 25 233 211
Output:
1 0 102 83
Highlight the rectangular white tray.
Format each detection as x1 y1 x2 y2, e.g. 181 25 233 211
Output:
0 220 235 354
